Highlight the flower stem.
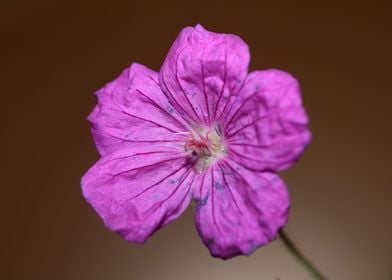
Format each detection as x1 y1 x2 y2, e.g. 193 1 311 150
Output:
279 230 327 280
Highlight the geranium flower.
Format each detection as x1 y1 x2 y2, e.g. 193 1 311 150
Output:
81 24 311 259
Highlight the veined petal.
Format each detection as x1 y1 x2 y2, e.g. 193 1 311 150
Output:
223 70 311 171
89 63 188 156
194 159 289 259
81 146 196 243
159 24 250 126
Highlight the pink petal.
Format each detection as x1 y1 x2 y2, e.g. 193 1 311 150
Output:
194 159 289 259
159 24 250 126
88 63 188 156
81 146 196 243
222 70 311 171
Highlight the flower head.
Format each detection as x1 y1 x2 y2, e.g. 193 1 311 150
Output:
82 24 311 259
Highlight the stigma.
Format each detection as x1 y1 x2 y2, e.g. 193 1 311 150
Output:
184 124 227 171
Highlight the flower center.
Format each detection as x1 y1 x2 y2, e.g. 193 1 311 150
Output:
184 124 227 171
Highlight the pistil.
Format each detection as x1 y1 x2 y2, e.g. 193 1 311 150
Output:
184 125 227 171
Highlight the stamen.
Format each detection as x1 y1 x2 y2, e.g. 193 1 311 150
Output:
184 124 227 171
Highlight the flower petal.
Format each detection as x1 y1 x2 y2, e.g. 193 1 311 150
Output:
89 63 189 156
222 70 311 171
81 146 196 243
159 24 250 126
194 159 289 259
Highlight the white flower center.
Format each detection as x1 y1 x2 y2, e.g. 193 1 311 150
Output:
184 124 227 171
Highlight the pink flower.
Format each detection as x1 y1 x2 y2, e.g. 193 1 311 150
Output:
82 24 311 259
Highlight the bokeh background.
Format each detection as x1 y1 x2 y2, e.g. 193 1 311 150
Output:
2 0 391 279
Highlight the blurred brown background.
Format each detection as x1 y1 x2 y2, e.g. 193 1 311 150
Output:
1 0 391 279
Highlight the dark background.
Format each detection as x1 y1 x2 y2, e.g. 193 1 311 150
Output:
2 1 391 279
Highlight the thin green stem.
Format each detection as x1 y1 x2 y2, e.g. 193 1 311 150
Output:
279 230 327 280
